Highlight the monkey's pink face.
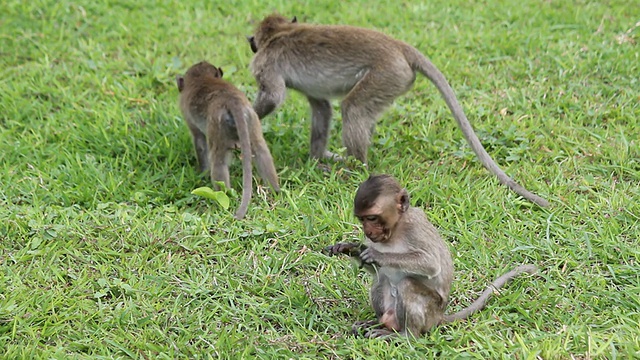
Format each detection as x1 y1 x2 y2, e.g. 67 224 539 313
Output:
357 215 389 243
355 201 399 243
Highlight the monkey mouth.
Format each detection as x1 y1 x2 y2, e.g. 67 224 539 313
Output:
367 234 388 243
375 229 391 243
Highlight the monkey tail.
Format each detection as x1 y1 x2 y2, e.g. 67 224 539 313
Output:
442 264 537 323
229 104 254 220
405 47 550 207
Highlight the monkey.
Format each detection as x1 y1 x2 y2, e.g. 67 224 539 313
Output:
176 61 279 220
324 175 537 338
247 14 549 207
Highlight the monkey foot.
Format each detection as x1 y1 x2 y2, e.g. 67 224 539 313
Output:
316 162 333 173
351 320 382 336
324 242 364 257
323 150 345 162
363 328 395 339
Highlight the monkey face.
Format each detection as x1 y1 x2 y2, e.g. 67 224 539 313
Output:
355 183 403 243
357 215 389 242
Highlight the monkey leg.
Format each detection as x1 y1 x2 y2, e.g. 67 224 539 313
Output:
370 275 392 321
340 99 376 164
251 141 280 191
208 121 232 189
351 320 383 336
247 113 280 191
364 328 397 339
340 70 410 164
367 275 402 337
209 150 232 190
187 123 209 173
380 309 401 331
398 278 443 337
369 278 443 338
364 283 404 339
307 96 339 161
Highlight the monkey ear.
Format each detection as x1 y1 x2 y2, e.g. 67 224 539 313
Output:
176 75 184 92
291 16 297 23
398 189 410 213
217 67 224 78
247 35 258 53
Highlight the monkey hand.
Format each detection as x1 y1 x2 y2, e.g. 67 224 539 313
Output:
359 247 381 266
324 242 364 257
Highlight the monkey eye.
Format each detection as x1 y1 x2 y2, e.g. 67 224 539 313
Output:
364 215 378 222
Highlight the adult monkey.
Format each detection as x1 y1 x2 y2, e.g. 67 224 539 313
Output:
177 61 279 219
325 175 537 338
248 14 550 207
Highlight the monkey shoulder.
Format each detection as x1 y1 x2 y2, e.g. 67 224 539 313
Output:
402 207 451 260
405 206 428 219
206 82 251 109
403 207 440 237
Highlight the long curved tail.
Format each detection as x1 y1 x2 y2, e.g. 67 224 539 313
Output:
405 47 549 207
443 264 537 323
229 105 254 220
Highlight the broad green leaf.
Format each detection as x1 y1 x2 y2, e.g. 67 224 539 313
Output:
191 187 230 210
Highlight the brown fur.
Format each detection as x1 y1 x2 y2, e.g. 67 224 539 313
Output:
177 61 279 219
248 14 549 207
326 175 537 338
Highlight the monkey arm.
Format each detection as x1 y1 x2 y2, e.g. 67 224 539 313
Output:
360 248 441 279
252 72 286 119
324 243 377 272
324 242 367 257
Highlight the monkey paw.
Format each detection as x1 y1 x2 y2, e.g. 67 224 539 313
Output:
351 320 381 336
324 242 363 257
359 247 380 265
323 150 345 162
363 328 395 339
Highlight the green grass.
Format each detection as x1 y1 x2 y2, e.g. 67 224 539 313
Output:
1 0 638 358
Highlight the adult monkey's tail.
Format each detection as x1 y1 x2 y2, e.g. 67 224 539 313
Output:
405 46 550 207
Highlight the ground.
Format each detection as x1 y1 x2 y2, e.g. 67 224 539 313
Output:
1 0 638 358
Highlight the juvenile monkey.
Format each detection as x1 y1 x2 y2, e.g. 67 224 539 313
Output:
248 14 549 207
325 175 537 338
176 61 279 220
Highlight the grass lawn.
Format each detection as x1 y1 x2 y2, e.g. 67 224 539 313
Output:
1 0 638 358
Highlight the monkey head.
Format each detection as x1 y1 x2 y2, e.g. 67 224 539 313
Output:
177 61 223 92
247 14 298 53
354 175 410 243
